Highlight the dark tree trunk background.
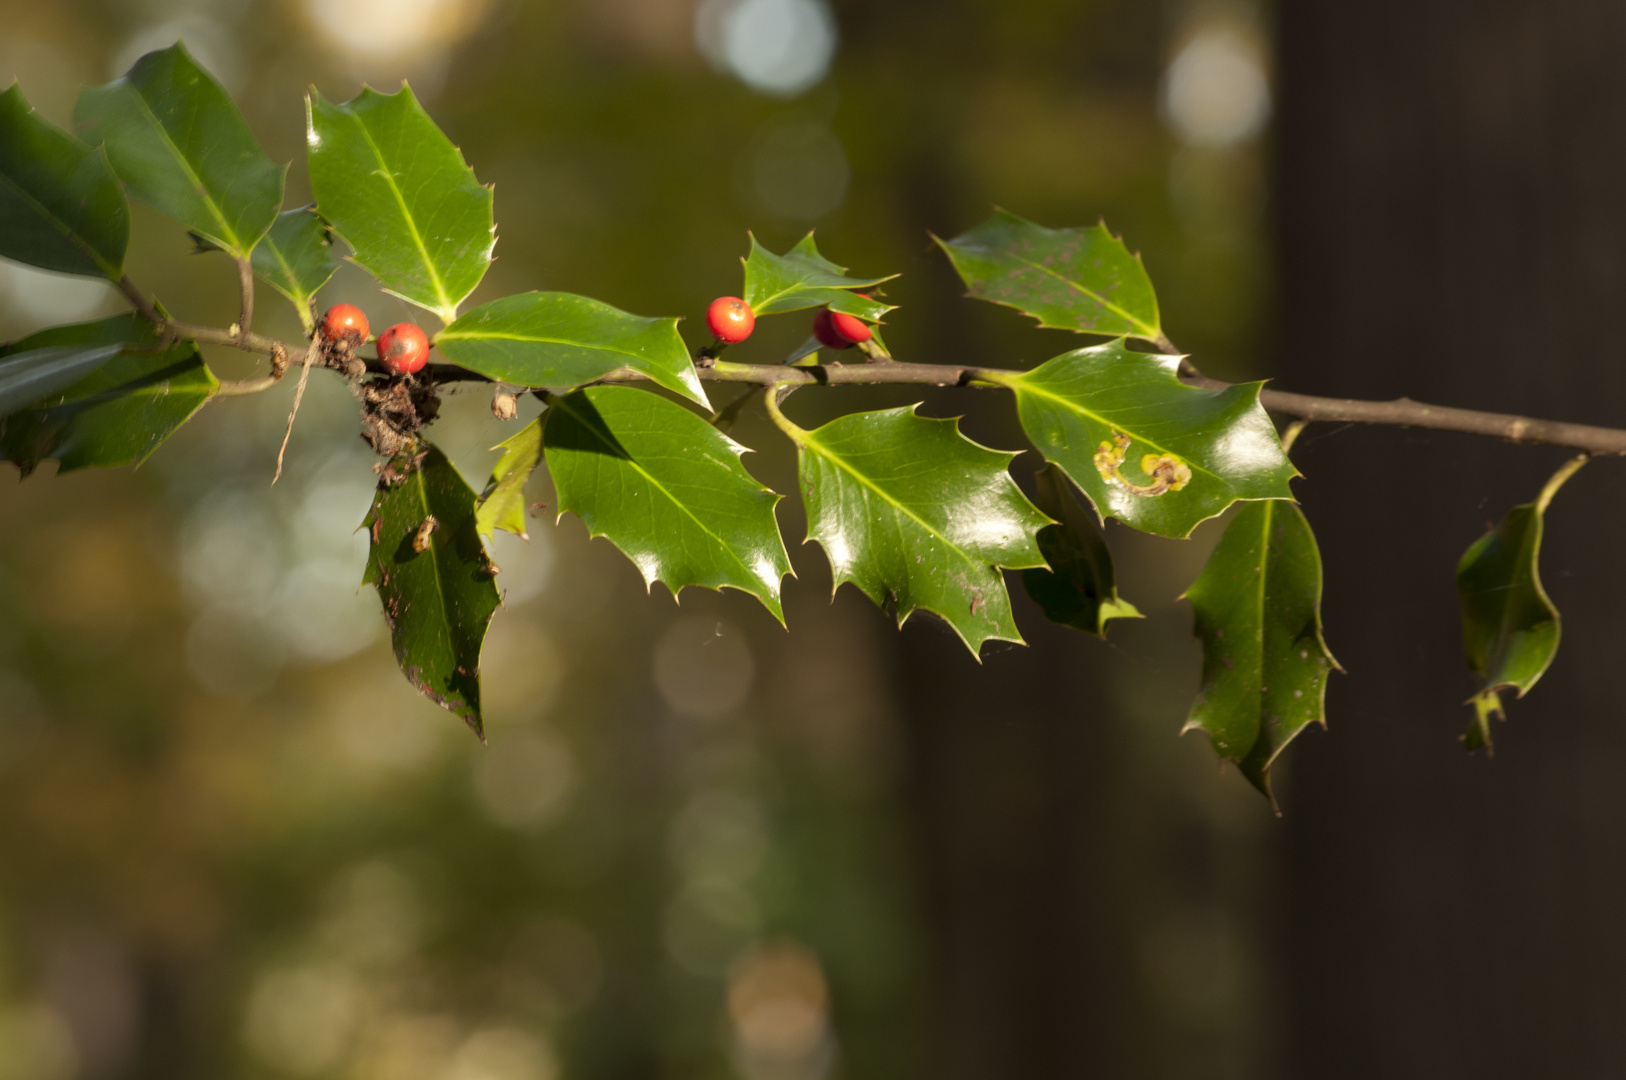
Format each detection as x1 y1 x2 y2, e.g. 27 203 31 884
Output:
1277 1 1626 1076
886 2 1626 1078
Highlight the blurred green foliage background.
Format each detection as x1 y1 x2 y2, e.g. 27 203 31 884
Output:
0 0 1282 1076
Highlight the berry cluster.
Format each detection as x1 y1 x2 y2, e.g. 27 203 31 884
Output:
704 296 875 352
318 305 429 376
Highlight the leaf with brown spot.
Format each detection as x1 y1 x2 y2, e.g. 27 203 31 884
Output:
361 441 499 738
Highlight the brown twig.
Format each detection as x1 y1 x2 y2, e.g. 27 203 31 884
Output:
108 275 1626 455
1175 360 1626 455
234 257 255 348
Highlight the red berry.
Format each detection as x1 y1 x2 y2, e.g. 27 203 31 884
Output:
320 303 369 345
828 309 872 344
812 308 856 350
378 323 429 375
706 296 755 344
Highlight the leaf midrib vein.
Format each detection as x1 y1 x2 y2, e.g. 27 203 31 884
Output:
1487 511 1549 685
351 116 452 317
804 433 987 575
553 396 763 586
258 232 307 302
438 330 654 366
1014 378 1229 486
409 469 457 658
120 89 239 250
0 172 119 277
991 248 1158 338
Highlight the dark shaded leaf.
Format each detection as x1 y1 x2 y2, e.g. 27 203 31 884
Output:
477 415 543 542
0 344 123 418
251 207 337 329
1021 463 1140 636
308 84 494 323
937 208 1161 342
0 313 216 475
362 443 500 737
742 233 895 321
0 83 128 278
1455 455 1586 752
993 339 1294 538
546 386 790 620
781 401 1049 654
75 43 284 258
1184 499 1338 803
436 292 708 408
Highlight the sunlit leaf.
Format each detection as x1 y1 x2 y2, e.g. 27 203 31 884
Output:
1455 456 1585 752
1184 499 1338 803
250 207 338 329
546 386 790 620
1021 463 1140 636
937 208 1161 342
742 233 896 321
0 313 216 475
992 339 1294 539
308 84 494 324
0 83 128 279
362 442 500 738
436 292 708 408
784 402 1049 654
75 43 284 258
477 415 543 543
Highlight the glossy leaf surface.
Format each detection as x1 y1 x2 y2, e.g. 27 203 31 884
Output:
477 415 543 542
742 234 895 321
0 344 123 418
938 209 1161 341
436 292 708 408
1185 499 1337 802
0 83 128 278
75 43 283 258
0 313 216 475
1021 463 1140 636
1454 460 1580 752
308 85 493 323
998 339 1294 538
251 207 337 327
791 404 1048 654
362 443 499 737
546 387 790 619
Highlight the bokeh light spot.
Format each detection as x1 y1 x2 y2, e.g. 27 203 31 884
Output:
695 0 837 97
1160 27 1271 148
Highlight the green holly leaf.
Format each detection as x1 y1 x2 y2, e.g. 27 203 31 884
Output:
435 292 708 409
0 83 129 279
362 443 500 738
74 43 284 259
250 207 337 331
937 209 1162 342
1021 463 1140 636
0 313 217 476
308 84 494 324
1184 499 1338 804
545 386 790 620
991 339 1294 539
1455 456 1586 753
477 415 543 542
781 402 1049 654
742 233 896 321
0 344 123 418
